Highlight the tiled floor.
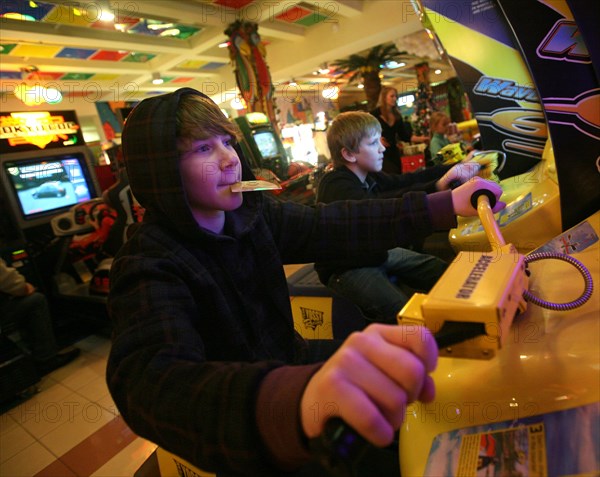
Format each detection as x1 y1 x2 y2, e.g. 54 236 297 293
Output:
0 264 308 476
0 335 157 477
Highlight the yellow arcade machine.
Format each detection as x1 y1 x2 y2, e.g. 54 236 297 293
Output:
395 0 600 474
313 0 599 474
397 192 598 475
450 139 562 254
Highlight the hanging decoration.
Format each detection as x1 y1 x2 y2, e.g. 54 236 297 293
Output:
224 21 276 129
412 62 434 138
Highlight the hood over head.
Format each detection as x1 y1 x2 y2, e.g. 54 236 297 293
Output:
121 88 257 238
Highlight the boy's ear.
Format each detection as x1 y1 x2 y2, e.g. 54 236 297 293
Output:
341 147 357 163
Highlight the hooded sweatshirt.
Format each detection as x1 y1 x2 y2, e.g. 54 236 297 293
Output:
106 88 457 476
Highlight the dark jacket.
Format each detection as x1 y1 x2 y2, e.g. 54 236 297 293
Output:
106 88 457 476
314 165 452 284
370 107 413 174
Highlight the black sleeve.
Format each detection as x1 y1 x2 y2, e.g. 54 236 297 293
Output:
373 165 452 197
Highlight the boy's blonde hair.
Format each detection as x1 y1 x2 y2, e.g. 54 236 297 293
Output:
327 111 382 168
429 111 450 136
176 94 240 152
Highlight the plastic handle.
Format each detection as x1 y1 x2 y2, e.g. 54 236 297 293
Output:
470 189 497 209
309 417 370 477
310 328 490 475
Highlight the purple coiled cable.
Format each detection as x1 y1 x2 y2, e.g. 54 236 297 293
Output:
523 251 594 311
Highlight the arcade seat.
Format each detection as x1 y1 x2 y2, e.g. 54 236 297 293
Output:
286 264 367 340
86 167 138 295
100 167 137 257
50 165 140 297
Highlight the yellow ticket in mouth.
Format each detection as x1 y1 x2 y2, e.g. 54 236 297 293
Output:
230 180 282 192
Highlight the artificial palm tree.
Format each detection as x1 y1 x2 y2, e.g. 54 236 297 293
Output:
331 43 408 110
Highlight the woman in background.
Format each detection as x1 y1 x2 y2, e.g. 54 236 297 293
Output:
370 86 428 174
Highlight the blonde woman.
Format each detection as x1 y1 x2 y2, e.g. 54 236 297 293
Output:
370 86 428 174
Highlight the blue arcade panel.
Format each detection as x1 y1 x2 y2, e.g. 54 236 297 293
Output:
1 147 99 231
5 154 93 218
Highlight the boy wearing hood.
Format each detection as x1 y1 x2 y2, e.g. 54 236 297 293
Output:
106 88 505 476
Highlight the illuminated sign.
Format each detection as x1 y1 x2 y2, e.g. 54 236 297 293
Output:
245 112 269 125
0 111 84 152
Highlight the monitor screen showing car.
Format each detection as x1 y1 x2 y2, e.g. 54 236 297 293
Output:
253 130 279 159
3 153 94 220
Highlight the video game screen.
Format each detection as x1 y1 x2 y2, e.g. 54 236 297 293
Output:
253 130 279 158
3 154 94 219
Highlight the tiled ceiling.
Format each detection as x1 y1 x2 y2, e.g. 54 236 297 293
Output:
0 0 454 105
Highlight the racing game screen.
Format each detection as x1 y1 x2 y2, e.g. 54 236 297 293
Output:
4 154 94 219
253 130 279 159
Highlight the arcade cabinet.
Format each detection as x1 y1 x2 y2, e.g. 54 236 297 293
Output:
234 112 324 205
234 112 289 180
0 109 106 330
394 1 600 474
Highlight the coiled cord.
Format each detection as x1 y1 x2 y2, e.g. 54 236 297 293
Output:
523 251 594 310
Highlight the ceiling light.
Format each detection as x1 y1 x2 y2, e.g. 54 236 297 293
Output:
3 12 35 21
318 63 330 75
434 69 442 75
44 88 63 104
385 60 406 69
322 84 339 100
160 28 181 37
99 10 115 22
152 72 164 85
230 97 246 110
148 23 174 30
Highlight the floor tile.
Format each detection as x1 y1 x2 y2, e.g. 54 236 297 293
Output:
56 416 137 476
0 412 20 434
95 393 120 418
5 381 72 425
0 442 56 477
0 424 36 463
33 458 77 477
74 335 112 360
51 361 105 393
74 375 110 403
90 438 157 477
38 406 114 456
0 334 144 476
19 390 93 440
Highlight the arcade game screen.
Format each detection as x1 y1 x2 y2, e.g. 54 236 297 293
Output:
3 154 94 219
253 130 279 158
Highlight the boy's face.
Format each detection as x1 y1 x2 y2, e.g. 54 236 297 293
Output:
179 134 243 225
433 119 450 135
345 131 385 173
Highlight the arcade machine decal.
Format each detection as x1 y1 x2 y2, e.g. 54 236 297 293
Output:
497 0 600 229
423 401 599 476
420 0 547 179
